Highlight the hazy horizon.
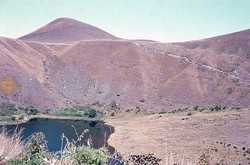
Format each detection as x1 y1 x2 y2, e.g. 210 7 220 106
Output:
0 0 249 42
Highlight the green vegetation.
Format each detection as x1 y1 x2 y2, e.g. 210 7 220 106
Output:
0 115 15 122
52 106 101 119
9 132 50 164
58 129 109 165
0 102 43 122
0 102 22 122
25 107 39 115
6 130 111 165
168 105 229 115
109 101 119 110
0 102 102 123
91 101 104 107
0 102 20 116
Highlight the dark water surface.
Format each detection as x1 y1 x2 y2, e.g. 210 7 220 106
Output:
3 118 115 153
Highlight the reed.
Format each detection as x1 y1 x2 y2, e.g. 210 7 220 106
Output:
0 127 24 164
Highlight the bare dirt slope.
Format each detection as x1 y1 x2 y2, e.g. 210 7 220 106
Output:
0 37 61 108
0 18 249 109
106 109 250 164
19 18 119 43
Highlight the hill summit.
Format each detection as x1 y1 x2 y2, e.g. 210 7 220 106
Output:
19 18 119 43
0 18 249 109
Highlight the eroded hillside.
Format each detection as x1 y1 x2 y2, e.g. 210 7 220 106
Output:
0 18 249 110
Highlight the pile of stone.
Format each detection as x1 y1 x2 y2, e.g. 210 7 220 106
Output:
128 154 162 165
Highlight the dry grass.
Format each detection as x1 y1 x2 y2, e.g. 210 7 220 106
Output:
0 76 20 95
0 127 24 163
165 147 196 165
106 109 250 164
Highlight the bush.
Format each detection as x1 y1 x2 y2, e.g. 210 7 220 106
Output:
89 109 97 118
11 116 16 121
8 132 50 165
214 105 221 111
8 129 110 165
26 108 39 115
58 128 109 165
43 109 51 115
110 101 119 110
18 115 24 120
0 102 20 116
193 106 199 111
53 107 100 118
158 111 167 114
0 116 13 122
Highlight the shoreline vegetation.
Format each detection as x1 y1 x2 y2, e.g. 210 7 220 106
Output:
0 101 247 126
0 102 125 164
0 102 104 126
1 101 250 164
0 126 117 164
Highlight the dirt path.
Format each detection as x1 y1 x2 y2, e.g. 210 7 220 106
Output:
105 109 250 164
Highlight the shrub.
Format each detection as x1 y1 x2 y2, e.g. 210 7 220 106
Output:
0 116 13 122
8 132 50 165
0 102 20 116
158 111 167 114
58 128 109 165
43 109 51 115
110 101 119 110
89 109 97 118
11 116 16 121
18 115 24 120
53 107 100 118
125 109 131 112
91 101 103 107
194 106 199 111
26 108 39 115
7 129 111 165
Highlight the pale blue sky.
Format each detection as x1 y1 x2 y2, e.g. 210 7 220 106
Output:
0 0 249 42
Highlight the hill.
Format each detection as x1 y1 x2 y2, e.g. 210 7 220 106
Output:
18 18 119 43
0 18 249 110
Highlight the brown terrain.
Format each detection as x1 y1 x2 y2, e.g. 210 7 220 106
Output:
0 17 249 110
19 18 119 43
106 108 250 164
0 18 250 164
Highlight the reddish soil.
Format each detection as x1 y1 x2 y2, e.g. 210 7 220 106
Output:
0 18 249 110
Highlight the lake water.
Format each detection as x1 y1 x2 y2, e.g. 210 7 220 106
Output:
2 118 115 153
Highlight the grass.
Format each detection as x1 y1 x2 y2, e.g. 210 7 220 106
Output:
56 127 109 165
0 127 24 164
5 127 113 165
1 125 249 164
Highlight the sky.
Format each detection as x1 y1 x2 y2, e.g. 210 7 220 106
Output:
0 0 249 42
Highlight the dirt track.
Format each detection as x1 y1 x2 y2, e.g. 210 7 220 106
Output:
106 109 250 164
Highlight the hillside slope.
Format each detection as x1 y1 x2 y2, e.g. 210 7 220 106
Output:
0 37 62 108
0 18 249 110
19 18 119 43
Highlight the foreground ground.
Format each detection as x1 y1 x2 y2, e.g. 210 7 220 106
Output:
106 109 250 164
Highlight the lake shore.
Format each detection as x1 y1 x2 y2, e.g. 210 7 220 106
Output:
105 108 250 164
0 113 103 126
2 107 250 164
